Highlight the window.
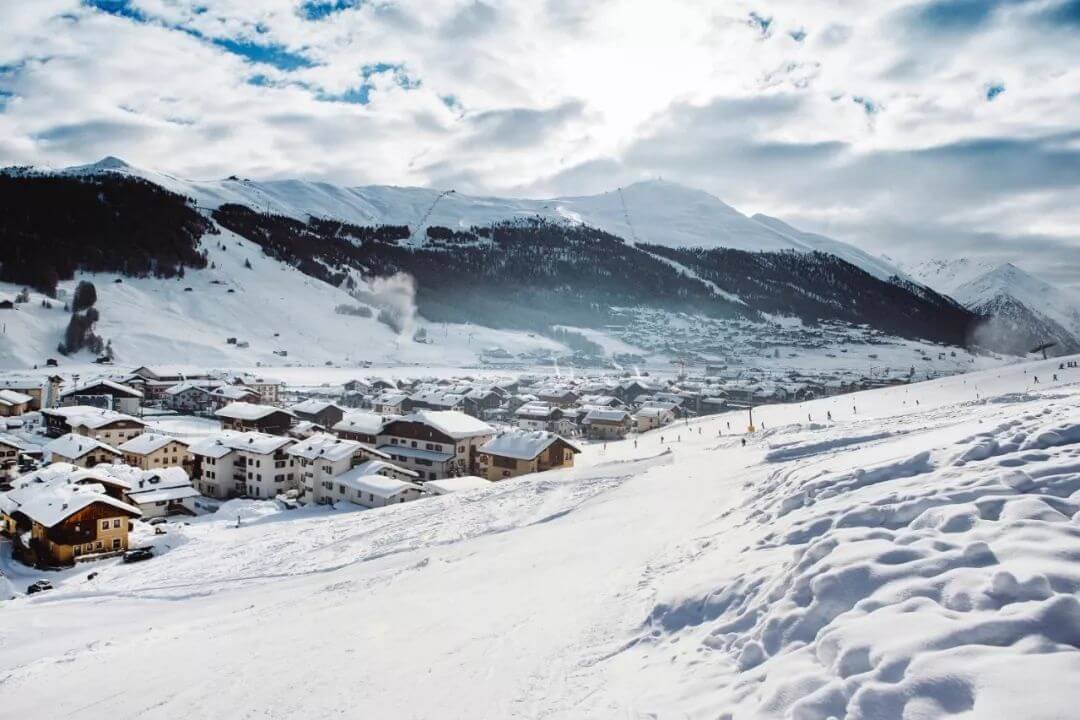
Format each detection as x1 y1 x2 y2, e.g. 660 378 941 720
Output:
101 520 109 530
113 519 120 528
112 538 121 550
95 541 103 550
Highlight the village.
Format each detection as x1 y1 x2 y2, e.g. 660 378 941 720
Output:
0 353 1011 583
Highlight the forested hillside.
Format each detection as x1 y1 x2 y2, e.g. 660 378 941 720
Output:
0 173 213 295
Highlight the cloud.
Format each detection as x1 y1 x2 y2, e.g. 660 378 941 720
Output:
0 0 1076 286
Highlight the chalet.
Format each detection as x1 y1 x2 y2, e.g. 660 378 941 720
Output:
615 380 653 404
535 387 580 408
188 431 297 499
577 394 624 409
404 389 465 412
164 382 219 412
378 410 495 481
476 431 580 481
125 366 214 401
41 405 105 438
514 402 577 435
423 476 492 495
0 376 62 410
225 375 283 405
333 411 393 444
343 379 371 394
463 387 505 418
0 465 141 567
372 391 408 415
286 432 412 505
120 467 200 518
44 433 123 468
118 433 191 470
209 385 261 408
215 402 294 435
334 470 422 509
0 434 26 479
66 410 146 446
0 389 33 417
581 409 633 440
290 399 345 429
633 405 676 432
60 379 143 414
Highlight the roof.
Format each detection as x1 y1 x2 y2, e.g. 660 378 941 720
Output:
582 409 631 424
61 378 143 399
634 406 674 418
408 410 494 439
211 386 260 400
118 433 187 455
377 444 454 463
215 402 293 421
0 433 28 450
290 399 343 415
189 431 293 457
515 402 560 419
68 410 144 430
338 469 420 498
479 431 580 460
333 411 393 436
424 476 492 494
0 389 33 407
45 433 121 460
164 381 219 396
126 485 200 504
286 433 368 462
351 458 419 478
3 465 141 527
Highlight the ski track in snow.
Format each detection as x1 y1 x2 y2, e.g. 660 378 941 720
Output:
1 357 1080 718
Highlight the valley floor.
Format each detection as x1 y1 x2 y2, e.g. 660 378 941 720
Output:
2 356 1080 718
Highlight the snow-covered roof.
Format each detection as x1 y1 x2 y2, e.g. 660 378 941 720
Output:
423 476 492 495
582 409 631 424
165 381 219 396
480 431 579 460
290 399 342 415
3 465 141 527
634 406 673 418
408 410 494 439
338 469 420 498
211 385 260 400
515 402 559 419
286 432 367 462
0 389 33 407
333 411 393 436
61 378 143 398
68 410 144 430
215 402 292 421
378 444 454 463
189 431 292 457
45 433 121 460
0 433 28 450
118 433 187 455
351 458 419 478
126 485 200 504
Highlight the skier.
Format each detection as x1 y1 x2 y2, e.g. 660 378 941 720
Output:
827 410 832 421
740 438 746 447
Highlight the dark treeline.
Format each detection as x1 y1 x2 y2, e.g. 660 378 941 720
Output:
212 207 750 329
639 245 978 346
0 173 213 295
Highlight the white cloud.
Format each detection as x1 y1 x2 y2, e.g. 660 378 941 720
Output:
0 0 1078 285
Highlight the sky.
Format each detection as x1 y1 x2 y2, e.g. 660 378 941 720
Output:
1 0 1079 289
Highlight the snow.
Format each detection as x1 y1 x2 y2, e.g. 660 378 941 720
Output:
188 431 292 458
424 476 492 494
43 433 120 461
479 430 576 460
0 389 33 407
289 399 342 415
1 356 1079 718
286 432 370 462
333 411 394 436
60 378 143 398
214 401 290 421
407 410 494 439
117 432 185 455
338 470 420 498
3 465 141 528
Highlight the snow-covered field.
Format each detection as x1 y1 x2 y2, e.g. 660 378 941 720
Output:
2 355 1079 718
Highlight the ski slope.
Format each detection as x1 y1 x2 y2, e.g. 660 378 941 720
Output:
2 356 1079 718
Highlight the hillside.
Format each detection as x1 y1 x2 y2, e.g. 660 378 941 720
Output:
910 259 1080 355
2 356 1079 718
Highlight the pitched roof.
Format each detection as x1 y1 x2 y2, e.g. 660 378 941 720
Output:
61 378 143 399
45 433 121 460
582 409 631 424
423 476 492 494
0 389 33 407
408 410 494 439
68 410 144 430
338 469 420 498
215 402 292 421
333 411 393 436
290 399 343 415
286 433 369 462
188 431 292 457
118 433 187 455
3 465 141 527
479 431 580 460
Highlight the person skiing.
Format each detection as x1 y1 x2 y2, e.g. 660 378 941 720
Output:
827 410 832 421
740 438 746 447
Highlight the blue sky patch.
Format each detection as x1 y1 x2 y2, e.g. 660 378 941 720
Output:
300 1 364 21
211 38 315 71
986 83 1006 101
82 0 147 22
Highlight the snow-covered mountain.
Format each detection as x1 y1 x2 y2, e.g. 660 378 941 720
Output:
55 157 905 280
910 259 1080 355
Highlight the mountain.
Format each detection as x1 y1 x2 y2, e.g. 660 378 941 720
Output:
910 259 1080 356
0 159 981 365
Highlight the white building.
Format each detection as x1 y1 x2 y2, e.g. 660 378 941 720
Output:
336 469 422 509
286 432 415 506
188 431 297 499
377 411 495 481
95 464 200 519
